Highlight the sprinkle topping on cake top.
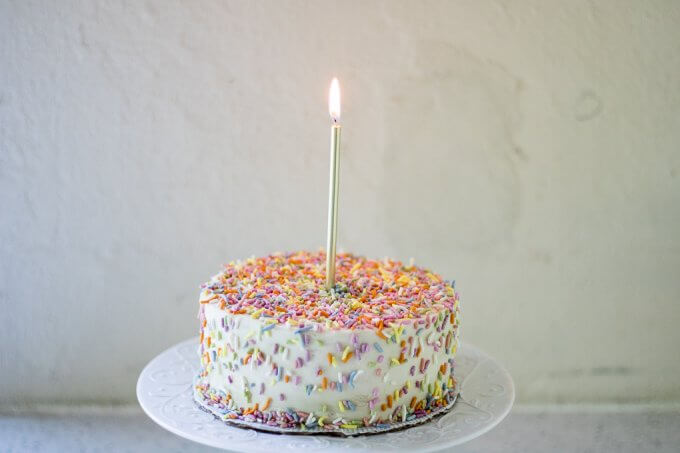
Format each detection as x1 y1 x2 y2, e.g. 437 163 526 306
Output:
201 251 458 331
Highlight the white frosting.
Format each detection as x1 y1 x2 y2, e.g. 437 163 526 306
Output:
197 299 459 425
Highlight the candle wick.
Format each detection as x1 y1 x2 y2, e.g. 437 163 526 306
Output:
332 117 338 124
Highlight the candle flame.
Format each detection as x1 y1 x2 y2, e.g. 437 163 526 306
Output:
329 78 341 121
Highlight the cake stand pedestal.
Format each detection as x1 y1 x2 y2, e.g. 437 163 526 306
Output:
137 338 514 452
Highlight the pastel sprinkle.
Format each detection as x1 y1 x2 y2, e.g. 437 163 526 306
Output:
200 251 459 332
348 370 357 388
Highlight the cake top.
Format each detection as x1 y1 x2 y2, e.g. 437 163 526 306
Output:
200 251 458 331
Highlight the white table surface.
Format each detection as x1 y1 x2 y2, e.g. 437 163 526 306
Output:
1 406 679 452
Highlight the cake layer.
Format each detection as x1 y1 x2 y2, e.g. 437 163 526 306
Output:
195 251 460 432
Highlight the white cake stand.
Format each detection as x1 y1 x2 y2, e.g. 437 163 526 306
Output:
137 338 514 452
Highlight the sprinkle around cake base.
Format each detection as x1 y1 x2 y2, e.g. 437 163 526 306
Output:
193 375 459 437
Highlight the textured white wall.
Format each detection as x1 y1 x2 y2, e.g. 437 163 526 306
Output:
1 0 679 406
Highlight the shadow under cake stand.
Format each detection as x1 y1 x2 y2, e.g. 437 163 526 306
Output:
137 338 514 452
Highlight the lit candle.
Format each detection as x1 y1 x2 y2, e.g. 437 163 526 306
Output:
325 78 341 290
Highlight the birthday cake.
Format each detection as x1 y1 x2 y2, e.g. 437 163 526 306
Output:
194 251 460 434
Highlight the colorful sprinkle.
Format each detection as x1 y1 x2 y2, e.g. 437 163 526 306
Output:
200 251 459 331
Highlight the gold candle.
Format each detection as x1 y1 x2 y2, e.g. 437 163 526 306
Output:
326 78 341 290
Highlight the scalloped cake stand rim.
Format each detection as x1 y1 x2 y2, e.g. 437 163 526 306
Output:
137 338 514 452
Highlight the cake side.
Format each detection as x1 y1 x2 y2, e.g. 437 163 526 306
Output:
194 251 460 432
